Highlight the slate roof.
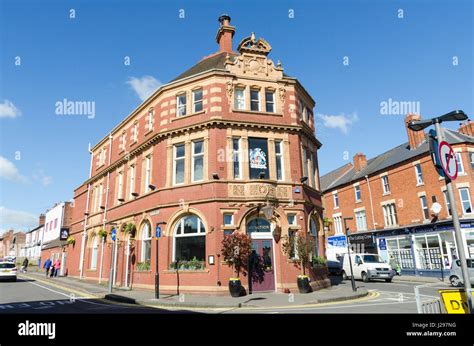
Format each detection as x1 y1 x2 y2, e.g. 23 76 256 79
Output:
320 129 474 192
170 52 237 82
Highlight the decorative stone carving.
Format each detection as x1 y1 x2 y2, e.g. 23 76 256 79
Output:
229 183 291 199
278 86 286 105
226 80 233 105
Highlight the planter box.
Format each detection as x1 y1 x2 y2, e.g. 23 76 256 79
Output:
308 265 331 291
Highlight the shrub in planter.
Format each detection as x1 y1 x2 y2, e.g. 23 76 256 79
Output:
221 231 251 297
282 231 315 293
136 261 150 271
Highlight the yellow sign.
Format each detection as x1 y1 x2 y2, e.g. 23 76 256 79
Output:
438 289 474 314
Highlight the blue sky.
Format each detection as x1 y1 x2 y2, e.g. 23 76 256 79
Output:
0 0 472 232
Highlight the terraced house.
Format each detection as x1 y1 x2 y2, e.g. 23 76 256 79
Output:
66 15 324 294
321 115 474 277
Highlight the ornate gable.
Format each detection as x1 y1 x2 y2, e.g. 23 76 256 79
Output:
225 32 284 79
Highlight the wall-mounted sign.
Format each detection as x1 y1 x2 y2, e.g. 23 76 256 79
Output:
248 138 269 179
378 238 387 250
59 228 69 241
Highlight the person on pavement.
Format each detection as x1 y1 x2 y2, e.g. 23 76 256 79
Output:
21 258 29 273
53 258 61 277
43 258 52 277
389 255 401 276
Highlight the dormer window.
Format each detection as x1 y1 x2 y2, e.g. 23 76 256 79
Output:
250 89 260 111
234 87 245 110
192 89 203 113
177 94 187 117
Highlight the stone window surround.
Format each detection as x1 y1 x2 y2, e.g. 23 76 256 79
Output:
226 128 290 182
232 83 279 115
167 129 209 187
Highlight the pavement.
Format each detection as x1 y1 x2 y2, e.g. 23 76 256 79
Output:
18 270 368 310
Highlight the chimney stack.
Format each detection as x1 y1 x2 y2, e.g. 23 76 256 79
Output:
216 14 235 53
458 119 474 136
405 113 426 150
353 152 367 172
39 214 45 226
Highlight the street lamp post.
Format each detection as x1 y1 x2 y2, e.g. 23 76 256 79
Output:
409 110 472 313
344 217 357 292
108 223 118 294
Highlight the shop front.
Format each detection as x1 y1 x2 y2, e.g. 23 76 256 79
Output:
375 220 474 277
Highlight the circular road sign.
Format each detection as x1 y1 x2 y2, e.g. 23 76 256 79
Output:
111 228 116 241
438 141 458 180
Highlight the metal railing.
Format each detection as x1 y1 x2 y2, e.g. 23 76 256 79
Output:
415 283 445 313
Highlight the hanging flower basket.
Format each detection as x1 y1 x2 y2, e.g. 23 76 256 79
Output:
66 236 76 246
97 228 107 239
123 223 136 237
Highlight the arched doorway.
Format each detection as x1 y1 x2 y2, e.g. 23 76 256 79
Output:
246 217 276 292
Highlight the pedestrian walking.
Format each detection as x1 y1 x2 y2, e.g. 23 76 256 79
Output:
53 258 61 277
21 258 29 273
43 258 52 277
389 255 401 276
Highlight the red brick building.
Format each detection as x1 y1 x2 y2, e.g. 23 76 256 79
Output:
321 115 474 277
65 15 324 294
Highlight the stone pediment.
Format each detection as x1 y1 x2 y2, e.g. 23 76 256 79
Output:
225 32 284 79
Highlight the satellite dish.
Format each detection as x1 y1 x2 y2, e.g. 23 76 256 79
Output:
431 202 442 215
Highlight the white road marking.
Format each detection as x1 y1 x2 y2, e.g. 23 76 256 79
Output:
26 280 121 308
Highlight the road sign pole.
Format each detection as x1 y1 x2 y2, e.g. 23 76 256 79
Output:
435 120 472 313
108 237 115 294
155 236 159 299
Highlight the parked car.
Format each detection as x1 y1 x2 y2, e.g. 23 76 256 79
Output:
0 261 17 282
449 259 474 287
327 260 343 276
341 253 394 282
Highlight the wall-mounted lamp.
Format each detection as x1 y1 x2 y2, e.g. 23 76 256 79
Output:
208 255 215 265
131 192 139 197
300 176 308 184
212 173 219 180
148 184 156 191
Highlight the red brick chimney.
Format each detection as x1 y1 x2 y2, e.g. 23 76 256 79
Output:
39 214 45 226
458 120 474 136
353 152 367 172
216 14 235 53
405 113 426 150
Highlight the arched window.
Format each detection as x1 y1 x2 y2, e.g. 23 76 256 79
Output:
141 222 152 263
173 215 206 262
310 217 319 256
90 236 98 270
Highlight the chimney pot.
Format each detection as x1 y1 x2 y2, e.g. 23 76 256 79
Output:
216 14 235 53
458 119 474 136
353 152 367 172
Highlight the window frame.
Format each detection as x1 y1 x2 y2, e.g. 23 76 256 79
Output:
354 185 361 202
443 190 452 216
192 89 203 113
232 137 242 179
234 87 245 110
275 140 284 181
250 89 260 112
177 93 187 117
382 175 390 194
420 195 430 220
355 210 367 231
90 236 98 270
265 90 275 113
147 108 154 131
173 143 186 185
415 164 423 185
117 171 124 202
173 215 206 262
191 140 204 182
129 164 136 197
145 155 152 193
223 213 233 226
141 222 152 264
456 152 464 174
459 187 473 215
333 192 339 209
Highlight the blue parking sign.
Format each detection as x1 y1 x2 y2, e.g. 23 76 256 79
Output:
378 238 387 250
111 228 116 241
155 226 161 238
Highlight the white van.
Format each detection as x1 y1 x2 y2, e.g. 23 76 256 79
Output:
341 253 394 283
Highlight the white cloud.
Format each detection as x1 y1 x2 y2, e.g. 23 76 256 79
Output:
0 156 27 182
33 169 52 187
316 112 359 134
0 99 21 119
0 207 38 231
126 76 162 101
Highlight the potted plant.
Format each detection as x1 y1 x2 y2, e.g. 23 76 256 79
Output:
97 228 107 240
323 217 333 232
282 231 315 293
123 223 136 237
221 231 251 297
66 236 75 246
